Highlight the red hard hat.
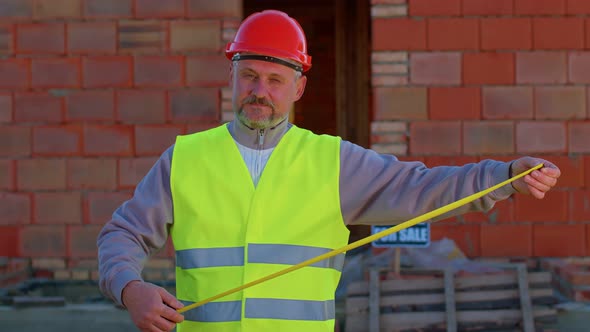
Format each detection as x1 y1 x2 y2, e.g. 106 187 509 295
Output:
225 10 312 72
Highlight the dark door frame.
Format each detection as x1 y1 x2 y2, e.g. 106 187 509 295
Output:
335 0 371 148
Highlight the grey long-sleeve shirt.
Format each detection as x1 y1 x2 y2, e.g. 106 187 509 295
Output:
97 119 515 305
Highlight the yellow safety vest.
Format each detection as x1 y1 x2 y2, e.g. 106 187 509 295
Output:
170 124 350 332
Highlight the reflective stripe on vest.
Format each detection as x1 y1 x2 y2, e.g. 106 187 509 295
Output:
176 244 345 271
180 299 335 322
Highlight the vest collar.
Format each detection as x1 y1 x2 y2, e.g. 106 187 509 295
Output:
228 118 292 150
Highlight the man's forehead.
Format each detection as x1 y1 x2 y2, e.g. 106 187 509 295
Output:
236 59 296 77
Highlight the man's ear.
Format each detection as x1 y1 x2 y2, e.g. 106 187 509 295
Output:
294 75 307 101
229 63 234 85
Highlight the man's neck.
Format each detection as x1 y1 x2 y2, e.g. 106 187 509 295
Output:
227 119 291 149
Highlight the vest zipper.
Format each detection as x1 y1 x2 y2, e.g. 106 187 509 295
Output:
255 129 265 186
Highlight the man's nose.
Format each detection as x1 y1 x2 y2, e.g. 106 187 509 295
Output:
251 80 269 99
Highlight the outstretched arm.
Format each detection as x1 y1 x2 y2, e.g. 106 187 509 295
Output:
339 141 560 226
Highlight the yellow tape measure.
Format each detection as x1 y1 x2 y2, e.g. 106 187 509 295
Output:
177 163 543 314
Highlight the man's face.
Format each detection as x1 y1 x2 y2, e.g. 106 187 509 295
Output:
230 58 306 129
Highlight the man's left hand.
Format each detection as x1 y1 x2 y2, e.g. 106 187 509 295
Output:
510 157 561 199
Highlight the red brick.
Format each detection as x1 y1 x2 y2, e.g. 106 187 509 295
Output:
586 156 590 189
0 93 12 122
14 93 63 123
515 190 568 222
0 226 19 257
135 0 185 18
463 121 514 155
516 121 566 153
134 56 184 88
66 90 115 121
539 155 584 188
429 87 480 120
462 0 513 15
516 52 566 84
17 159 66 190
571 190 590 222
480 224 532 257
82 56 133 88
534 224 585 257
533 18 584 50
515 0 566 15
67 159 117 190
67 22 116 54
0 24 14 54
374 87 427 120
569 0 590 14
569 122 590 153
410 52 461 85
408 0 461 16
430 224 480 257
461 196 515 223
33 0 81 19
31 58 80 89
33 125 82 156
569 52 590 84
68 225 101 258
481 18 532 51
427 18 478 51
0 58 29 89
0 0 32 19
83 0 132 18
116 90 166 124
83 125 133 156
373 18 426 51
187 0 241 18
85 192 131 224
410 121 461 155
169 89 219 122
463 53 515 85
186 55 229 87
34 192 81 224
16 23 64 54
185 122 219 134
170 20 221 52
535 86 585 120
118 20 166 54
20 225 66 257
119 157 158 189
0 193 30 225
482 87 533 120
135 125 182 156
0 126 30 157
0 160 14 190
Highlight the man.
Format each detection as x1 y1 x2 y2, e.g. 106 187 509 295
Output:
97 10 560 332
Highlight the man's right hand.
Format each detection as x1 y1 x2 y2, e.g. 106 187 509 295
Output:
122 280 185 332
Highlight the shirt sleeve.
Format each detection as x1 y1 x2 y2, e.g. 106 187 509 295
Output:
97 146 175 306
339 141 516 226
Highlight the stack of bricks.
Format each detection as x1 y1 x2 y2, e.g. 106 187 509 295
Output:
0 0 240 280
370 0 590 258
0 257 30 288
542 258 590 301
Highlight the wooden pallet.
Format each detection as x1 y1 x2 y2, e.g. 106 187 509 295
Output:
345 264 556 332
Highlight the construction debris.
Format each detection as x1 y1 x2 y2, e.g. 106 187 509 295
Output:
542 258 590 302
345 264 557 332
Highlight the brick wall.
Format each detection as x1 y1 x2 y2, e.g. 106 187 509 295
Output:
1 0 589 282
371 0 590 257
0 0 240 280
